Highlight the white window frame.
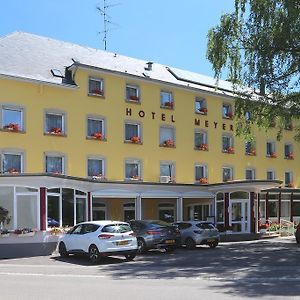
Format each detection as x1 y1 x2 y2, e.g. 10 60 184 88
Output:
195 164 208 182
125 84 140 102
222 103 233 118
195 130 208 149
160 91 174 108
222 166 233 182
45 153 65 174
87 116 106 139
222 134 234 152
125 159 141 180
0 150 24 174
159 126 175 146
1 105 24 132
88 77 104 96
160 161 176 179
195 97 207 114
125 122 142 142
45 111 65 135
284 143 293 159
87 157 105 179
266 169 276 180
284 171 293 187
266 141 276 157
245 168 256 180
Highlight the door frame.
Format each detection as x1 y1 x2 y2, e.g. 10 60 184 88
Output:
229 199 250 233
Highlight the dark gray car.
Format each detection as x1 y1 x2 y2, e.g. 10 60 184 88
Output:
129 220 181 253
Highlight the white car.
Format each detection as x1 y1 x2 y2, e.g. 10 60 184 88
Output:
174 221 220 249
58 221 138 263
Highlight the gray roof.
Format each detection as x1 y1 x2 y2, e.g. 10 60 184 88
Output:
0 31 235 95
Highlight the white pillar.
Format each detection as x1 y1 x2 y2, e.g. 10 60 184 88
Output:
135 196 142 220
176 197 183 221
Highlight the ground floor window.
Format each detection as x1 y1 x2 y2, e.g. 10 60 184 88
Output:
123 203 135 222
159 203 175 223
92 199 106 221
188 204 210 221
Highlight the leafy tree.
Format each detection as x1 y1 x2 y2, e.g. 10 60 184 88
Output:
207 0 300 141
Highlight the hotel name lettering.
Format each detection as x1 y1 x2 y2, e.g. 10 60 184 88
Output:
126 108 234 131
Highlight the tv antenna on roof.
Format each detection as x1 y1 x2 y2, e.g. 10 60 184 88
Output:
97 0 121 51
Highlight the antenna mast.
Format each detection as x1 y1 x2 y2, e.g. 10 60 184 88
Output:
97 0 120 51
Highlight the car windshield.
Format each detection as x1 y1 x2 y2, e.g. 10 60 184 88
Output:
102 223 132 233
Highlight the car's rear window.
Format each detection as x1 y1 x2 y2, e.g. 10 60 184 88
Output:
147 220 172 227
102 223 132 233
196 223 215 229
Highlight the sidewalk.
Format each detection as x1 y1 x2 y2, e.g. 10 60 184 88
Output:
220 232 281 242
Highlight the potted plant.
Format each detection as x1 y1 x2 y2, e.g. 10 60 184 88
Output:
163 139 175 147
4 123 20 132
227 146 235 154
199 143 208 151
199 107 208 114
164 101 174 109
199 177 208 184
130 136 140 143
49 127 62 135
92 132 103 140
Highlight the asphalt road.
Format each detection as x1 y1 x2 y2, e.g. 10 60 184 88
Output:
0 237 299 300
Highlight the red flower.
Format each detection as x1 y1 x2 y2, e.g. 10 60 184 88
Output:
92 132 103 140
129 95 139 101
4 123 19 132
199 177 208 184
130 136 140 143
50 127 62 134
200 107 208 113
164 139 175 147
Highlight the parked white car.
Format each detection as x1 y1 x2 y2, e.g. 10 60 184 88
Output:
58 221 138 263
174 221 220 249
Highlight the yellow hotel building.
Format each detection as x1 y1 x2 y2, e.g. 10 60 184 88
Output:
0 32 299 242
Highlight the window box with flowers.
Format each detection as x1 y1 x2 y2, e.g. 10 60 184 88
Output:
91 132 104 140
198 107 208 115
225 147 235 154
286 153 294 160
199 143 208 151
130 136 141 144
3 123 20 132
246 149 256 156
162 102 174 109
162 139 175 148
268 152 277 158
128 95 140 102
7 168 19 174
224 112 233 119
287 182 294 188
199 177 208 184
259 223 269 233
91 174 107 181
130 175 141 181
90 89 103 96
49 127 63 135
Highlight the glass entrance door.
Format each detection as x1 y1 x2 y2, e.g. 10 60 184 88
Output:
229 200 250 233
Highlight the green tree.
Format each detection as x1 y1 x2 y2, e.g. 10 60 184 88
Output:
207 0 300 141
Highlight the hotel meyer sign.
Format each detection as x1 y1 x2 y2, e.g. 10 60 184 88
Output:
126 108 234 131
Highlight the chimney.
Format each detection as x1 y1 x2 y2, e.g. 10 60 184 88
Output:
145 61 153 71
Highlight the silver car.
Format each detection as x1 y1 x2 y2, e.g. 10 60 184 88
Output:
174 221 220 249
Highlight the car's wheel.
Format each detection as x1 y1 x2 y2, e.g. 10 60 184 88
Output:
165 246 176 253
58 242 69 257
137 238 146 254
185 237 196 250
89 244 100 263
209 241 218 248
124 252 136 261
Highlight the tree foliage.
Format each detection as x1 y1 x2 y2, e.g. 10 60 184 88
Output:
207 0 300 141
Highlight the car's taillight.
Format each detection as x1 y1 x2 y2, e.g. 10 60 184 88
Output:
98 234 113 239
193 230 203 234
146 230 161 235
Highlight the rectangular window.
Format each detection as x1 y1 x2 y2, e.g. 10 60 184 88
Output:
46 155 64 174
222 135 234 153
88 77 104 96
266 141 276 157
268 201 278 218
125 160 141 180
87 118 105 140
195 131 208 150
1 152 23 173
222 103 233 119
45 112 65 135
160 126 175 147
223 167 233 182
284 171 293 187
88 158 104 178
267 170 275 180
245 168 255 180
195 165 208 183
2 107 23 132
245 141 256 155
195 97 207 114
126 84 140 102
160 162 175 177
125 123 141 143
160 91 174 109
284 143 293 159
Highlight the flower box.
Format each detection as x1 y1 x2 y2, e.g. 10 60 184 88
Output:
129 95 139 101
130 136 140 143
92 132 103 140
287 183 294 188
4 123 20 132
225 112 233 119
226 147 235 154
270 152 277 158
130 176 140 181
163 102 174 109
91 89 103 95
92 175 106 181
286 153 294 160
199 177 208 184
199 144 208 151
246 149 256 156
49 127 62 135
163 139 175 147
199 107 208 114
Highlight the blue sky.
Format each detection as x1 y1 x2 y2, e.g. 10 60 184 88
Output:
0 0 234 77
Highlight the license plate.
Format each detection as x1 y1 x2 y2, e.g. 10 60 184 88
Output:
116 240 129 246
165 240 175 244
